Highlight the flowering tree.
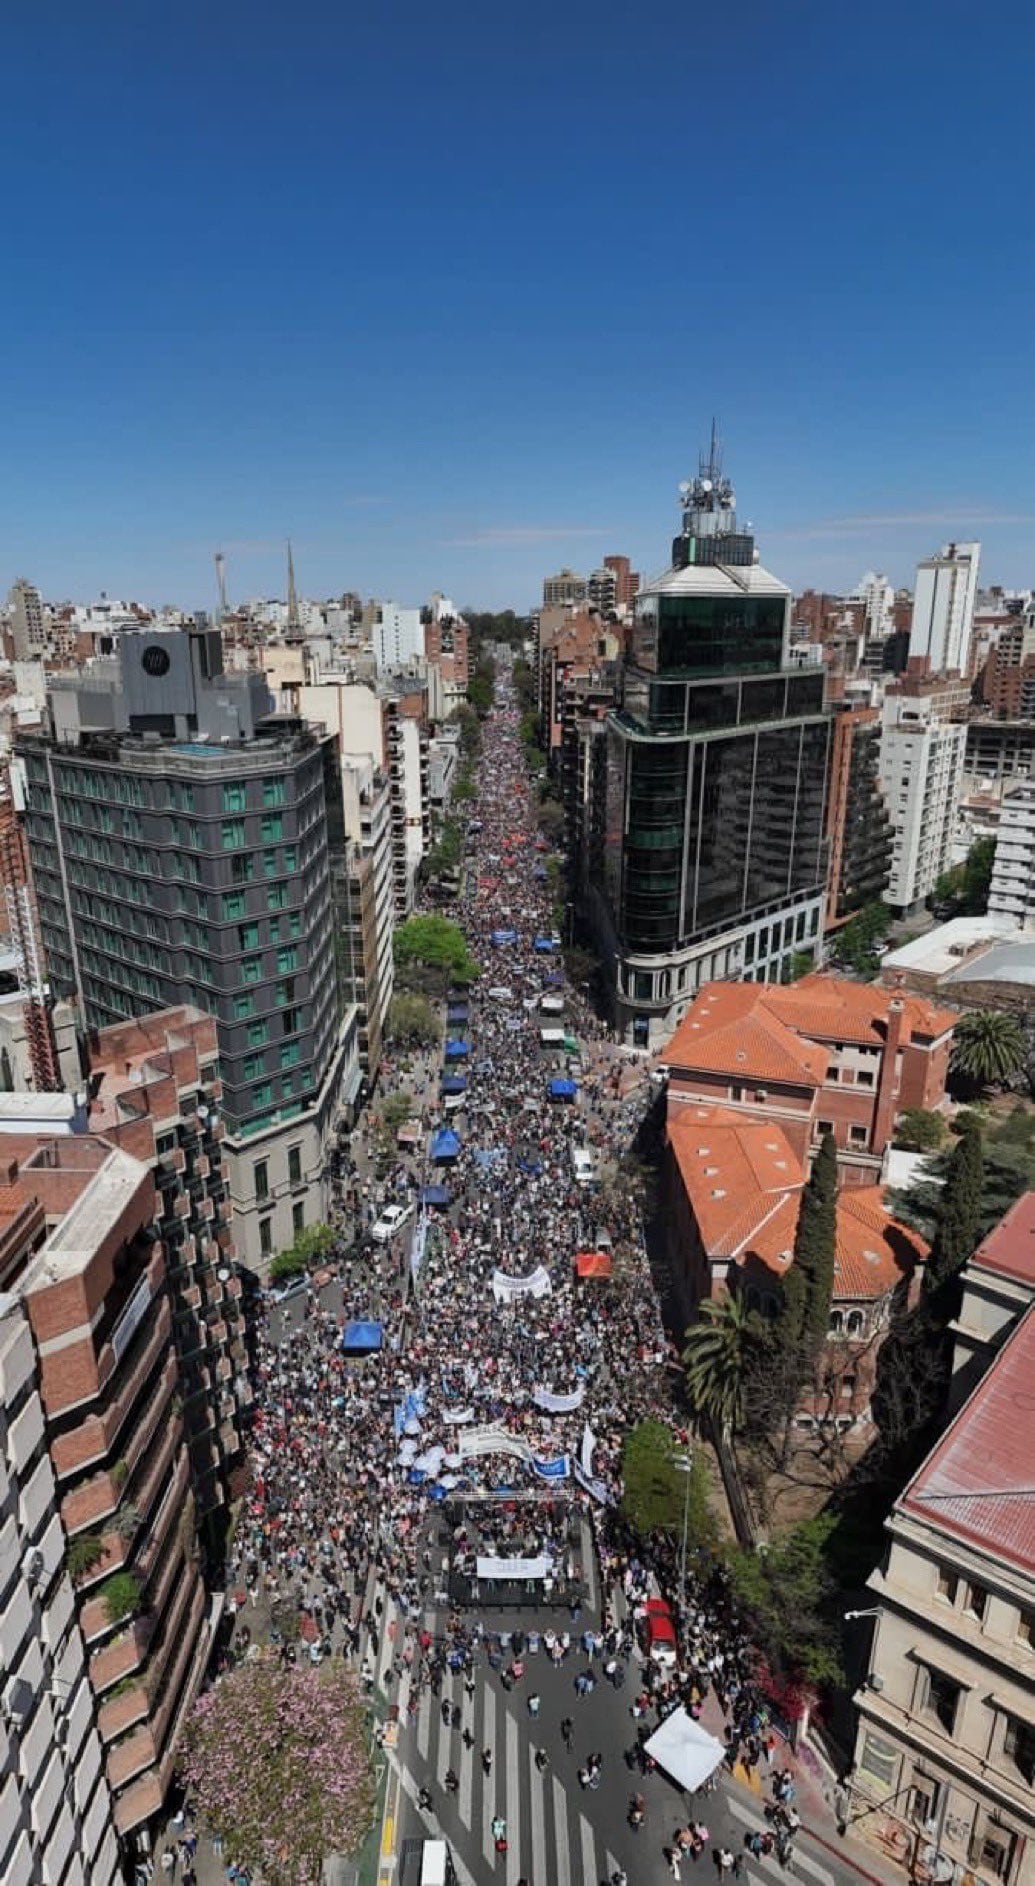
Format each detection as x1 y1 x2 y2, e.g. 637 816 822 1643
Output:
179 1662 375 1883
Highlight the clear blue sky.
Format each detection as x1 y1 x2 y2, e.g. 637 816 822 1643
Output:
2 0 1033 611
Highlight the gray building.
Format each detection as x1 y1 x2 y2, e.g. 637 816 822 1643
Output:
15 624 360 1269
582 444 831 1045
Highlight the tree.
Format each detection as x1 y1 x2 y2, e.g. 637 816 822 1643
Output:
788 1132 838 1362
620 1420 714 1546
782 949 815 983
726 1515 844 1689
387 993 440 1047
179 1662 375 1886
382 1093 414 1130
682 1294 763 1437
537 799 565 844
923 1117 983 1300
951 1009 1027 1090
393 914 480 984
829 900 891 977
563 945 599 989
448 703 481 759
933 837 996 918
894 1107 947 1152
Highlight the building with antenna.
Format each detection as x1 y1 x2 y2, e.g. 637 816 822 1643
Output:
579 435 832 1045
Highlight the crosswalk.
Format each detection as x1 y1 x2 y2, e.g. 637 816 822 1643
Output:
727 1798 836 1886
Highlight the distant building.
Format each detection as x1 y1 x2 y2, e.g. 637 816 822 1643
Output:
988 782 1035 926
367 601 423 672
423 612 470 717
949 1189 1035 1414
881 678 969 912
542 568 588 609
7 578 48 661
850 1304 1035 1886
908 541 981 676
824 701 893 926
604 554 640 613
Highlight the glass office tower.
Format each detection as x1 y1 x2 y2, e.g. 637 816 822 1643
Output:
587 445 831 1044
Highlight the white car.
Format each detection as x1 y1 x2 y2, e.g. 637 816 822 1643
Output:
371 1202 416 1244
572 1148 597 1187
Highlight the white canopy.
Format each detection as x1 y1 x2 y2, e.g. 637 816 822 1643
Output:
644 1707 725 1794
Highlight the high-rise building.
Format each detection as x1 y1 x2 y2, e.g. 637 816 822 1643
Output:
604 554 640 612
582 442 832 1045
336 755 395 1078
988 782 1035 927
542 568 588 609
880 677 969 912
824 701 893 926
909 541 981 676
7 578 48 661
587 567 618 615
16 624 360 1269
367 601 423 672
0 1290 122 1886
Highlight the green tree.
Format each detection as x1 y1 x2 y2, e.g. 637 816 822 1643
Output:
789 1131 838 1360
951 1009 1027 1089
782 949 815 983
387 992 440 1047
894 1107 947 1152
923 1117 984 1300
726 1515 844 1688
382 1093 414 1130
620 1420 714 1546
961 836 996 913
394 914 480 984
682 1294 763 1437
829 901 891 977
563 945 600 989
537 799 565 843
448 703 481 758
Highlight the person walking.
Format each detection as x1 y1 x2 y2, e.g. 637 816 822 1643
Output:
561 1716 575 1750
527 1692 540 1718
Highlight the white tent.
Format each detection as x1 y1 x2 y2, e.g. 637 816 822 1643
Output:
644 1707 725 1793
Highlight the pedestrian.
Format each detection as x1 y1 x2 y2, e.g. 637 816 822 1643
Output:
445 1768 459 1795
715 1847 735 1878
535 1747 549 1772
482 1747 493 1775
667 1851 683 1881
561 1717 575 1749
527 1692 540 1718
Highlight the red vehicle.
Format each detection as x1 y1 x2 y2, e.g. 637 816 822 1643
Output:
643 1597 678 1667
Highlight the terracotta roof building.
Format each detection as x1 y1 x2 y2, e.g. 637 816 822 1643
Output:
852 1307 1035 1886
664 973 956 1182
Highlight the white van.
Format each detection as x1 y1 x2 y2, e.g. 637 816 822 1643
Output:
487 985 514 1002
539 1028 566 1047
540 994 565 1015
572 1147 597 1186
420 1840 454 1886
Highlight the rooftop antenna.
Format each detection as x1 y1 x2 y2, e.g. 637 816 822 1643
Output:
701 416 723 482
286 539 303 642
214 551 229 621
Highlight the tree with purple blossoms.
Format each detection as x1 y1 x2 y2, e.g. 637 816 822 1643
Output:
179 1662 375 1884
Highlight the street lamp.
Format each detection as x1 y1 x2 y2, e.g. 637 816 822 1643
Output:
673 1452 694 1602
844 1608 882 1620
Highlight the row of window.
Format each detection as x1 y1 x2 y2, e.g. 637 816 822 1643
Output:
257 1195 306 1256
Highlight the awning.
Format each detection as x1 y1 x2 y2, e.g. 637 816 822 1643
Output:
549 1077 578 1099
491 929 518 946
430 1128 462 1161
575 1251 613 1279
440 1075 467 1095
445 1040 470 1059
341 1320 383 1352
420 1184 452 1207
644 1708 725 1793
396 1122 421 1144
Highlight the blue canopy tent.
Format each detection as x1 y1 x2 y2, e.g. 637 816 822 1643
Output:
549 1077 578 1100
473 1147 505 1169
440 1074 467 1095
543 971 564 987
491 928 518 946
447 1003 469 1023
341 1320 384 1353
430 1127 462 1161
445 1039 470 1060
533 936 556 954
420 1183 452 1206
516 1155 543 1175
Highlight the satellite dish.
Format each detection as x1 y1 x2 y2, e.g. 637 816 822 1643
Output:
678 481 691 496
701 478 713 493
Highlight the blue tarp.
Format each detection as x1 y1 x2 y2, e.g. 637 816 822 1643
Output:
341 1319 383 1353
473 1147 506 1169
491 928 518 946
440 1075 467 1094
420 1184 452 1206
533 936 556 953
445 1040 470 1059
543 971 564 986
430 1128 462 1161
549 1077 578 1099
516 1156 543 1176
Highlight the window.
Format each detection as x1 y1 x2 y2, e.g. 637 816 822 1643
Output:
818 1119 833 1135
849 1124 869 1145
251 1083 273 1108
281 1042 302 1069
221 819 246 850
223 782 247 813
263 849 279 878
965 1582 988 1623
243 1053 264 1080
730 1083 743 1102
858 1733 897 1788
858 1069 875 1087
1003 1716 1035 1785
281 1007 301 1036
277 978 296 1005
253 1159 269 1202
268 884 287 910
231 855 255 884
908 1780 943 1828
829 1309 844 1334
289 912 302 939
292 1200 305 1237
241 956 263 985
232 994 255 1020
288 1145 302 1186
238 923 260 951
261 813 284 842
276 946 298 974
259 1216 273 1258
936 1567 958 1605
971 1822 1020 1883
263 777 286 807
1017 1609 1035 1647
283 846 297 871
923 1667 962 1734
247 1020 269 1047
846 1309 864 1337
223 892 246 921
155 1131 177 1157
826 1065 839 1081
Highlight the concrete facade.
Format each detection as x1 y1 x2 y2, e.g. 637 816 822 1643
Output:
880 688 968 911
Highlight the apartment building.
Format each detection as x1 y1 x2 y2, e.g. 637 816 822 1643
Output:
337 756 394 1078
0 1289 121 1886
86 1008 250 1547
824 701 893 927
662 974 955 1183
988 782 1035 926
908 541 981 677
851 1306 1035 1886
16 624 359 1269
0 1137 211 1846
881 681 969 912
423 612 470 717
542 568 588 608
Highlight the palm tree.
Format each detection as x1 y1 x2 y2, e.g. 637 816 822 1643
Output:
682 1293 760 1438
951 1010 1026 1090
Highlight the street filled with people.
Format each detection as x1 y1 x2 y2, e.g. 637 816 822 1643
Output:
181 661 821 1885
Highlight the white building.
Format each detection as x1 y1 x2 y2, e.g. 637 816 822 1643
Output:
988 782 1035 927
370 602 423 672
909 542 981 676
0 1292 121 1886
6 581 48 662
851 569 895 641
881 690 968 911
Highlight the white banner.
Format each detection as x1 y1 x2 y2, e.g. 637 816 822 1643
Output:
476 1555 554 1581
573 1460 611 1505
458 1426 533 1464
442 1406 475 1426
533 1385 585 1414
492 1265 552 1304
580 1423 597 1475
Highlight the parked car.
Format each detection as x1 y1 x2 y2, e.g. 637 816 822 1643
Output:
643 1596 678 1667
270 1275 309 1305
371 1202 416 1244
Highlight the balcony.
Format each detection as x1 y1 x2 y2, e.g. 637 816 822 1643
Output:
107 1718 159 1790
98 1679 149 1742
87 1613 153 1681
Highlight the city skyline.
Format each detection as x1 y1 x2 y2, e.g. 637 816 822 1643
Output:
2 1 1033 608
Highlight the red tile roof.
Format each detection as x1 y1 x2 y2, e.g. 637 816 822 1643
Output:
901 1305 1035 1575
971 1191 1035 1289
664 975 956 1084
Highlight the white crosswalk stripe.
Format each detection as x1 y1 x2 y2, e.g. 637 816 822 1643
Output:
417 1679 431 1758
481 1683 497 1868
551 1772 572 1886
727 1797 837 1886
505 1707 521 1885
579 1808 597 1884
528 1744 547 1885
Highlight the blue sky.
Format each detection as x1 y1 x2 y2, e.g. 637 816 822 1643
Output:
2 0 1033 611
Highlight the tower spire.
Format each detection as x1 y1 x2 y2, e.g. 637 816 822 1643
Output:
286 539 302 642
